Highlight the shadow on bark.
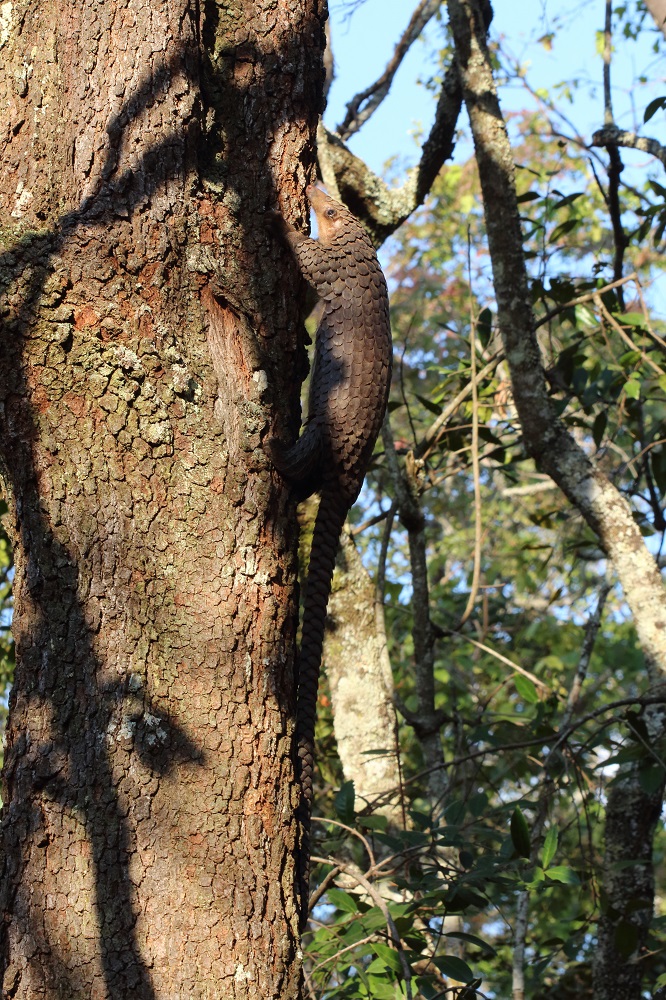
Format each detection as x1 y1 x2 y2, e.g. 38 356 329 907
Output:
0 49 206 1000
0 17 323 988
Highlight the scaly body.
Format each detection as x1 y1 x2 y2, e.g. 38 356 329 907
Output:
270 186 392 923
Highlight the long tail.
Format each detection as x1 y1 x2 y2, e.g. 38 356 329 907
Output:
296 490 348 927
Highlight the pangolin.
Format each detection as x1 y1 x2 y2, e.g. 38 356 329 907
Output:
269 185 392 923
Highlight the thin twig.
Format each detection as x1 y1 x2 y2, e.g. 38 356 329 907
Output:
372 499 408 829
562 576 613 727
337 0 442 140
306 861 347 913
447 630 550 691
458 234 483 627
535 272 638 329
594 292 665 375
633 282 666 353
417 348 504 460
311 816 377 871
349 506 392 536
308 933 381 977
310 856 414 999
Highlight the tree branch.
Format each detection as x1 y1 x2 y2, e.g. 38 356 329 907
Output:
337 0 443 140
317 2 493 245
446 0 666 679
590 125 666 170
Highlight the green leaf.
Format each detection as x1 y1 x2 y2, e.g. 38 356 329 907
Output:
364 969 398 997
624 377 641 400
541 826 558 869
511 805 531 859
618 349 642 367
433 955 475 983
477 307 493 348
651 447 666 492
592 410 607 447
644 96 666 123
373 943 403 973
444 931 497 957
334 780 356 824
550 218 579 241
326 887 359 913
358 814 389 832
415 393 443 415
524 866 546 888
618 312 645 327
514 674 539 704
416 982 440 1000
545 866 580 884
551 191 584 210
517 191 540 203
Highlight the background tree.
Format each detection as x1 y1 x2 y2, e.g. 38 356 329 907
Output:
2 1 666 999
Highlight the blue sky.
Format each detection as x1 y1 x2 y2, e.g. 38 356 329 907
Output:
324 0 665 178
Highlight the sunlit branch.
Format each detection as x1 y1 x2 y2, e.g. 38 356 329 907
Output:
591 125 666 169
317 3 492 244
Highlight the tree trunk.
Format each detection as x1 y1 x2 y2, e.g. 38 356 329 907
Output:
326 524 403 825
593 769 666 1000
0 1 326 997
447 1 666 996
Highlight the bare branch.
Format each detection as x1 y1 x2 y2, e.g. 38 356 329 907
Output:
323 18 335 105
457 265 483 629
594 292 665 376
337 0 443 141
602 0 629 302
591 125 666 169
382 416 448 799
317 3 493 244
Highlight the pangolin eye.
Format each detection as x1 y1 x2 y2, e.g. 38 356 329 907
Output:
325 208 337 218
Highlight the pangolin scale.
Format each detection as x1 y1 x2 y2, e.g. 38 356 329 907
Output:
270 186 392 923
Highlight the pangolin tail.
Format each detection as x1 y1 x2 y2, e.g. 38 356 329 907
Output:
296 489 348 927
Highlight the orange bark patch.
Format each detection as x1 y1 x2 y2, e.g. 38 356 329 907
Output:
199 222 215 245
74 305 99 329
63 392 87 417
31 383 51 414
138 309 155 336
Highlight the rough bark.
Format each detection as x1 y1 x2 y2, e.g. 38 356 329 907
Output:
325 525 403 824
0 1 326 997
593 771 666 1000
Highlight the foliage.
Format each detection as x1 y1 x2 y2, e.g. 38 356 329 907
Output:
303 14 666 999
